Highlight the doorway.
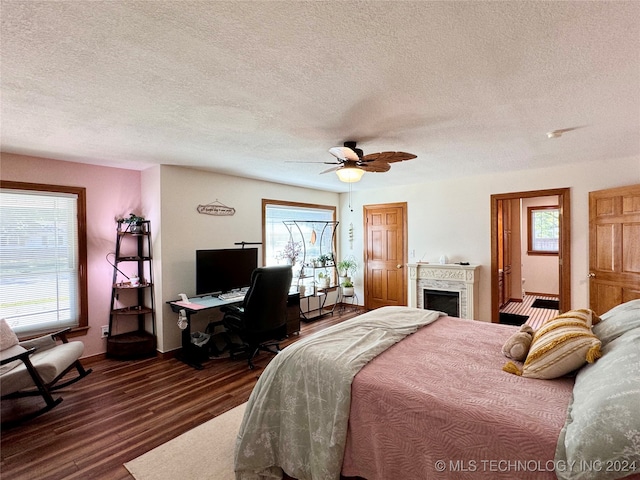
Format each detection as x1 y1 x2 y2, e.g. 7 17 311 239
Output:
363 202 408 310
490 188 571 323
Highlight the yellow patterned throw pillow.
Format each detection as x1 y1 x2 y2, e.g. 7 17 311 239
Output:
503 309 602 379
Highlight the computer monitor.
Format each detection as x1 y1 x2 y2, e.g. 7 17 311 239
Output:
195 248 258 295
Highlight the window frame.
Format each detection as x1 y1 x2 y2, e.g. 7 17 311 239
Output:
527 205 560 256
261 199 337 267
0 180 88 338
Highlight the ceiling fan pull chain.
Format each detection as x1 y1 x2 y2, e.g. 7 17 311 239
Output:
348 182 354 212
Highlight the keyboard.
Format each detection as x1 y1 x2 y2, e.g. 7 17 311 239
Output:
218 292 246 302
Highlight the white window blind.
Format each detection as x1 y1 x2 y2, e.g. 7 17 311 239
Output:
0 188 81 335
531 208 559 253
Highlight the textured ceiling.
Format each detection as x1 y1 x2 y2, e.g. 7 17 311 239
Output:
1 1 639 192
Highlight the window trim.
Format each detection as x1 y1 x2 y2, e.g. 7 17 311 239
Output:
0 180 88 338
527 205 559 256
261 199 337 266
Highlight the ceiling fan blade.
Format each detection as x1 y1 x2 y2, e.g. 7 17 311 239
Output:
320 166 341 174
546 126 586 138
361 151 417 164
285 160 341 165
359 161 391 173
329 146 359 162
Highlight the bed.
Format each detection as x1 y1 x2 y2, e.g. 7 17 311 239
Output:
235 301 640 480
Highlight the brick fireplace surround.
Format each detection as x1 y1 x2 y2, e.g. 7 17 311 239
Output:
408 263 480 319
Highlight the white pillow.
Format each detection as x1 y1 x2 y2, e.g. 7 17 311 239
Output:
0 318 19 351
593 299 640 346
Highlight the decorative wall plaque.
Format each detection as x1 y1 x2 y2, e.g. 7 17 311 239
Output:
197 200 236 216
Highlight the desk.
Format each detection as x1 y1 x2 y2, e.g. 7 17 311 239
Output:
167 295 243 369
167 293 301 369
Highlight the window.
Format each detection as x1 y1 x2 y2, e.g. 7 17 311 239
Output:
262 199 336 268
528 206 559 255
0 181 88 336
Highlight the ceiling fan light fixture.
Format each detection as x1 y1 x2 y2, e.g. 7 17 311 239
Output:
336 167 365 183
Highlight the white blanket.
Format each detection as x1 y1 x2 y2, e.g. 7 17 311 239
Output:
234 306 443 480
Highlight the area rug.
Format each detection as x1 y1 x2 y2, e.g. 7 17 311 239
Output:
531 298 559 310
499 312 529 326
124 402 246 480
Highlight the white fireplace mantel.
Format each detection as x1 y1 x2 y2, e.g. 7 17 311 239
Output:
408 263 480 319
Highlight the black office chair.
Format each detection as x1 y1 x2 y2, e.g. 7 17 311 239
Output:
222 265 293 369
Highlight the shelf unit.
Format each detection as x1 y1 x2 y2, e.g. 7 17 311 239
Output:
283 220 340 321
107 220 156 358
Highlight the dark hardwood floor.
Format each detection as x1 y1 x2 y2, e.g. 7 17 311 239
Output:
1 307 362 480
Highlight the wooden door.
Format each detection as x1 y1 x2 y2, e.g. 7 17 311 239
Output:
364 203 407 310
502 200 513 306
589 184 640 314
497 200 505 306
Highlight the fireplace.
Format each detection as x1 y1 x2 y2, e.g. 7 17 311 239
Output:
424 289 460 317
408 263 480 319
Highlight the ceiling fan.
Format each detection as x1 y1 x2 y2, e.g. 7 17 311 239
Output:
320 141 418 182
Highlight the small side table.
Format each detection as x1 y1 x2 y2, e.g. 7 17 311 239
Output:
340 292 359 313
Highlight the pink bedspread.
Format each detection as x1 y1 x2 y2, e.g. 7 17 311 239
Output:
342 316 575 480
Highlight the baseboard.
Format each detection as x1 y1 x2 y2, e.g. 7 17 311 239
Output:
525 291 559 298
158 349 179 360
82 349 166 365
82 352 108 365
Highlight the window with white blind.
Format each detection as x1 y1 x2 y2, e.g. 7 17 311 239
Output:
262 199 336 268
0 181 88 336
528 206 560 255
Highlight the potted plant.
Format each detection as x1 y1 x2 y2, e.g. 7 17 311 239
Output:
325 253 335 266
337 258 357 282
341 279 354 296
317 271 330 288
316 254 332 267
277 240 302 266
118 213 146 233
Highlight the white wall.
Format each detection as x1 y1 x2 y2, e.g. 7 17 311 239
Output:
339 156 640 322
152 165 339 352
520 196 559 296
141 166 163 349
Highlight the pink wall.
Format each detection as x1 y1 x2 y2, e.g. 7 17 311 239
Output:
1 153 142 357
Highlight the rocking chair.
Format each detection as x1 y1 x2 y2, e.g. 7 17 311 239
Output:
1 320 92 428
